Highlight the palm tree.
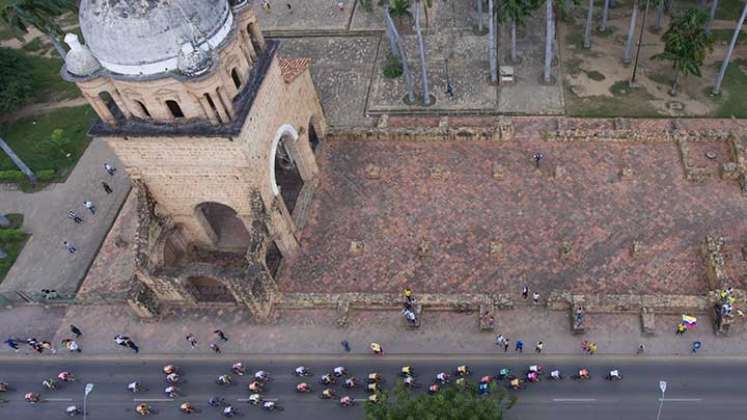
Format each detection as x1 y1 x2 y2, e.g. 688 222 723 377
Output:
600 0 611 31
384 5 416 103
584 0 595 47
499 0 538 63
543 0 554 83
713 1 747 95
414 0 431 105
623 0 639 63
477 0 484 32
0 0 77 59
705 0 719 33
655 8 714 95
653 0 664 32
488 0 497 82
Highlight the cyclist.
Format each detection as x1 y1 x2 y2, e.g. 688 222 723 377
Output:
403 376 416 387
340 396 353 407
456 365 470 377
128 381 143 393
248 394 261 405
370 342 383 354
320 373 335 385
401 366 414 377
179 402 195 414
166 372 180 384
436 372 449 384
222 406 236 417
208 396 226 407
43 378 57 390
65 405 80 416
163 365 177 375
254 370 269 381
231 363 245 376
333 366 347 377
58 371 74 382
136 403 151 416
295 366 310 376
344 377 357 388
367 372 382 383
321 388 335 399
262 400 277 411
296 382 311 392
216 374 232 385
164 385 178 398
248 381 263 393
428 383 439 394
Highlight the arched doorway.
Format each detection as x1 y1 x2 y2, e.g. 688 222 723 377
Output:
99 91 125 121
270 126 304 214
186 276 235 303
195 202 251 251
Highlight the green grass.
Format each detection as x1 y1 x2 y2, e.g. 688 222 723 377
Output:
715 0 746 21
709 59 747 117
26 54 81 103
566 82 661 117
584 70 606 81
0 213 28 282
610 80 634 96
710 28 746 45
0 105 95 180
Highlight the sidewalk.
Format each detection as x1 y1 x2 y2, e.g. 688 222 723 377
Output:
1 303 744 356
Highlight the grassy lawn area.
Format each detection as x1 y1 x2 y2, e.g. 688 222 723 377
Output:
709 59 747 118
0 105 95 181
716 0 746 21
711 28 746 45
0 214 28 282
26 53 81 103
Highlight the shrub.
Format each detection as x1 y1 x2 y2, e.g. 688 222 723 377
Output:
0 170 26 182
383 55 404 79
0 229 24 242
0 47 33 113
21 37 45 52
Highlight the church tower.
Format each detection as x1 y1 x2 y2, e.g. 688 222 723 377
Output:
62 0 326 317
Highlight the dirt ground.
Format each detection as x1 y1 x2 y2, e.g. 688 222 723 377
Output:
561 3 746 117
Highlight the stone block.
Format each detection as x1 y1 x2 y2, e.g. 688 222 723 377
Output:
492 163 505 181
365 163 382 180
489 241 502 259
349 240 365 255
641 308 655 336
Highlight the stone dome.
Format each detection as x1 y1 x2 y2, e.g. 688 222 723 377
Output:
63 33 102 77
79 0 233 76
177 42 213 77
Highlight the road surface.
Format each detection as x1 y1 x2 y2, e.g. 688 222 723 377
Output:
0 354 742 419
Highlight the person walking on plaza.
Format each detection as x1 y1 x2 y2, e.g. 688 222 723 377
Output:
341 340 351 352
104 162 117 176
5 337 20 352
126 338 139 353
63 241 77 254
210 343 221 354
70 325 82 338
515 340 524 353
535 341 544 353
214 329 228 342
68 210 83 224
102 181 113 194
114 335 128 347
496 334 506 348
532 291 540 304
637 344 645 354
404 287 414 303
676 323 687 335
83 200 95 215
589 342 598 355
522 286 529 299
503 338 510 353
370 342 383 355
186 334 197 348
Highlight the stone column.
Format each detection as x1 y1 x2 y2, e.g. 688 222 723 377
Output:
249 22 266 51
197 94 220 125
215 87 235 120
289 130 319 181
269 196 300 259
110 89 133 118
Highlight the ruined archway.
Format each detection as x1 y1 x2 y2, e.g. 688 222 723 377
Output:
195 202 251 251
308 114 322 153
270 125 304 214
185 276 235 303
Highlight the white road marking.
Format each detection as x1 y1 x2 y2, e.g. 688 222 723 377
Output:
552 398 597 402
133 398 172 402
237 398 278 402
46 398 74 402
660 398 701 402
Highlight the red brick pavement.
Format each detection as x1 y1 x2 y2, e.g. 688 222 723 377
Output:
279 137 747 295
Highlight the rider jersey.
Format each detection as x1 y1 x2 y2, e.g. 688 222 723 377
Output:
334 367 345 375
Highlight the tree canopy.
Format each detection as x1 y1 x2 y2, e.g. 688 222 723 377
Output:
365 383 516 420
656 8 714 80
0 0 77 38
0 47 32 113
498 0 541 24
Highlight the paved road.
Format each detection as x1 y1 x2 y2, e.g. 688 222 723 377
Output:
0 355 742 419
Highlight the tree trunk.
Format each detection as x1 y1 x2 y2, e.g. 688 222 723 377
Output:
713 1 747 95
511 20 518 63
478 0 484 32
600 0 611 31
544 0 554 83
46 33 66 59
584 0 595 48
654 1 663 32
670 71 680 96
384 7 416 103
414 0 431 105
624 0 639 64
489 0 497 82
706 0 719 33
384 8 400 57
